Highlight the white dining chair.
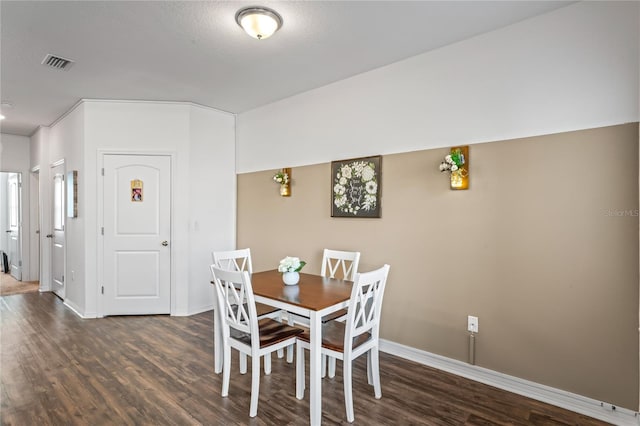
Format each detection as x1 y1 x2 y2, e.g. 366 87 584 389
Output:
210 265 303 418
212 248 284 373
321 249 361 376
320 249 361 282
295 264 390 423
213 248 253 275
287 249 361 374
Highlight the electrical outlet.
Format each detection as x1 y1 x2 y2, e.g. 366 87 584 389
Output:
468 315 478 333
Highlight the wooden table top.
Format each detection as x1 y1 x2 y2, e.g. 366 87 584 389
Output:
251 270 352 311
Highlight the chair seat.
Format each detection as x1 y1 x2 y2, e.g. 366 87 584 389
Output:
297 321 371 353
232 318 303 349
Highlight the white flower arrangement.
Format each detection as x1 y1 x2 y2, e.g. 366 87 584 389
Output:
439 148 465 173
278 256 306 273
273 171 289 185
333 160 378 215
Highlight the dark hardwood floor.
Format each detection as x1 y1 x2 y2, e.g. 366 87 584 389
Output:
1 292 609 425
0 274 39 296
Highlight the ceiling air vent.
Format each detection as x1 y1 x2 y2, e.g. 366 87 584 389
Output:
41 54 75 71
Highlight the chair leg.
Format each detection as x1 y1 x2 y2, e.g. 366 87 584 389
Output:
296 342 305 399
371 348 382 399
214 319 222 374
277 348 284 358
286 313 295 363
321 354 327 378
367 352 373 385
287 344 294 363
240 352 247 374
264 352 272 375
249 355 261 417
328 356 336 378
222 346 231 397
343 359 354 423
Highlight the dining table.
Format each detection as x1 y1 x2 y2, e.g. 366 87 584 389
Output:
212 269 353 426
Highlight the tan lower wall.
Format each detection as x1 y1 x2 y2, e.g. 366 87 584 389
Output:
237 123 639 410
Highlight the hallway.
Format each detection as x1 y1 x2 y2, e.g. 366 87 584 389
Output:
0 273 39 296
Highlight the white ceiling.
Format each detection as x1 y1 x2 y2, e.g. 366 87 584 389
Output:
0 1 573 137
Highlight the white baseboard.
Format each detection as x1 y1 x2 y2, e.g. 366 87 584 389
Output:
380 339 639 426
63 299 97 319
176 303 214 317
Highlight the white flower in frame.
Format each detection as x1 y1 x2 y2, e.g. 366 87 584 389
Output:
353 161 365 177
362 194 376 210
334 195 347 207
361 164 375 182
339 177 347 185
341 165 352 179
365 181 377 195
334 184 346 195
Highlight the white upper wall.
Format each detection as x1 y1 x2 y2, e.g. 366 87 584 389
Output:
48 104 85 311
82 100 235 317
26 100 235 317
186 105 236 314
236 1 640 173
0 133 30 172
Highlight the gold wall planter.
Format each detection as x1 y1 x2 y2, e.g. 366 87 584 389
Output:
274 168 291 197
450 146 469 190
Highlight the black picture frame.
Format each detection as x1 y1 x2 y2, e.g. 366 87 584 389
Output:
331 155 382 218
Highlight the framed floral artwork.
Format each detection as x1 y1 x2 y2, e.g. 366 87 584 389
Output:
331 155 382 218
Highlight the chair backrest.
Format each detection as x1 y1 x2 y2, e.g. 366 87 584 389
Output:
210 265 259 348
321 249 361 281
344 264 390 351
213 248 253 274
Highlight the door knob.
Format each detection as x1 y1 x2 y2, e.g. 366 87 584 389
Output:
5 230 11 233
46 234 53 238
161 241 169 246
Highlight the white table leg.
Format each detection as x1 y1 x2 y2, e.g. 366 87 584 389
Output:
214 307 222 374
309 311 322 425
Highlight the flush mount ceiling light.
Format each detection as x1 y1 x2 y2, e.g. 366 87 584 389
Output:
235 6 283 40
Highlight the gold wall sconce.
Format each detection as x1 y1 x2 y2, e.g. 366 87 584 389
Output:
273 168 291 196
440 146 469 190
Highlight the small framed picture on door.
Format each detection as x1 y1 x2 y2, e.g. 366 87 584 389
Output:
131 179 143 202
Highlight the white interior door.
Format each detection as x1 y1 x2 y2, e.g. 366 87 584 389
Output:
51 164 65 298
7 173 21 280
103 154 171 315
29 171 40 283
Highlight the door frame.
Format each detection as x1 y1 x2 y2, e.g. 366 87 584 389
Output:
97 150 176 317
4 171 22 280
50 159 66 299
30 167 41 288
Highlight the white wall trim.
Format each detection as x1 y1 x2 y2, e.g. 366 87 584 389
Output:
50 158 65 168
49 99 234 133
63 299 97 319
80 98 234 116
179 304 213 317
48 99 234 137
380 339 639 425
